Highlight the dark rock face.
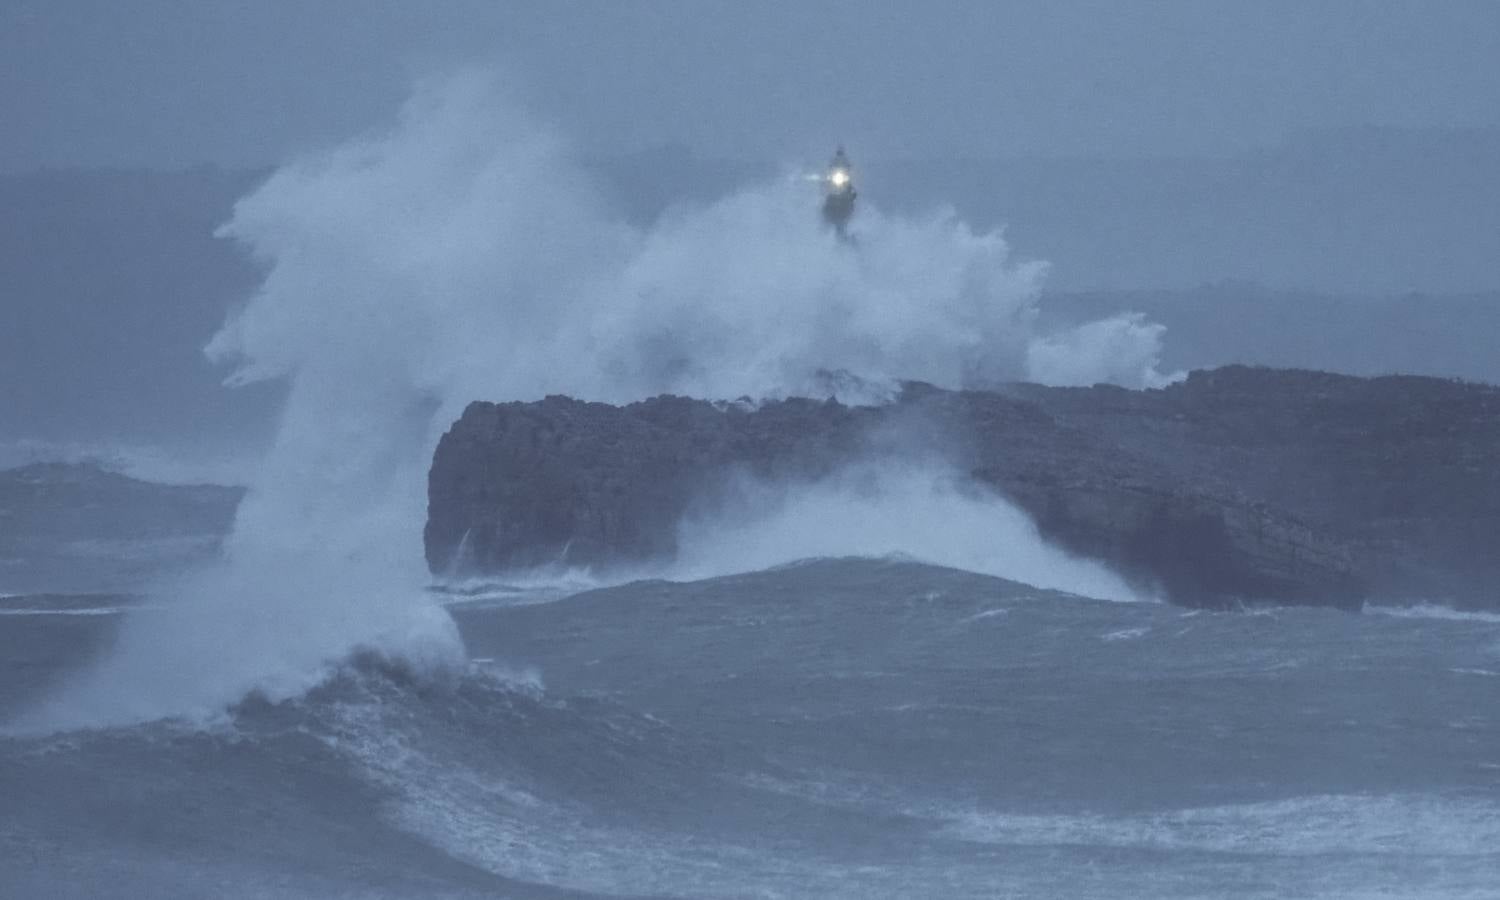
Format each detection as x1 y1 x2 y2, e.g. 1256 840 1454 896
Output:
426 367 1500 610
425 395 865 573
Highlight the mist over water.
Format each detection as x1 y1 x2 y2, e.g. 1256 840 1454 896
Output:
25 74 1177 729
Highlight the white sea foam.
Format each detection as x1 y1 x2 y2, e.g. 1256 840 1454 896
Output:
1368 604 1500 625
941 793 1500 857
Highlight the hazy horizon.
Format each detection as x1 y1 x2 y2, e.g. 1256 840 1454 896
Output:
4 1 1498 172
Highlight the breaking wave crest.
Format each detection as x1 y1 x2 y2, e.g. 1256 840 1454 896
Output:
671 461 1145 602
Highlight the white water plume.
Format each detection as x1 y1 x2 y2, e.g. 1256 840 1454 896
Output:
672 461 1145 602
18 72 1175 729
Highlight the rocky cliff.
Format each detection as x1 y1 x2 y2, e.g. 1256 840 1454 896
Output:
426 367 1500 610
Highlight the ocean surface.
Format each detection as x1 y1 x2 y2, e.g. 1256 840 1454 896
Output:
2 557 1498 898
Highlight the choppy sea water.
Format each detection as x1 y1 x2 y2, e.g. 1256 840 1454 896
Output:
2 558 1498 898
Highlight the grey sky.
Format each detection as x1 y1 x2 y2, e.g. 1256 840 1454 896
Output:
3 0 1499 170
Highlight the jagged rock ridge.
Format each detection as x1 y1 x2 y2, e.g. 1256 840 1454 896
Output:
426 366 1500 610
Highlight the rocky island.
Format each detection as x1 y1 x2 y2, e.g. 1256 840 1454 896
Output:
426 366 1500 611
0 462 243 594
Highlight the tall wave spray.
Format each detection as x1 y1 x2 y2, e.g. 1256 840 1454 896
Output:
24 75 1175 729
